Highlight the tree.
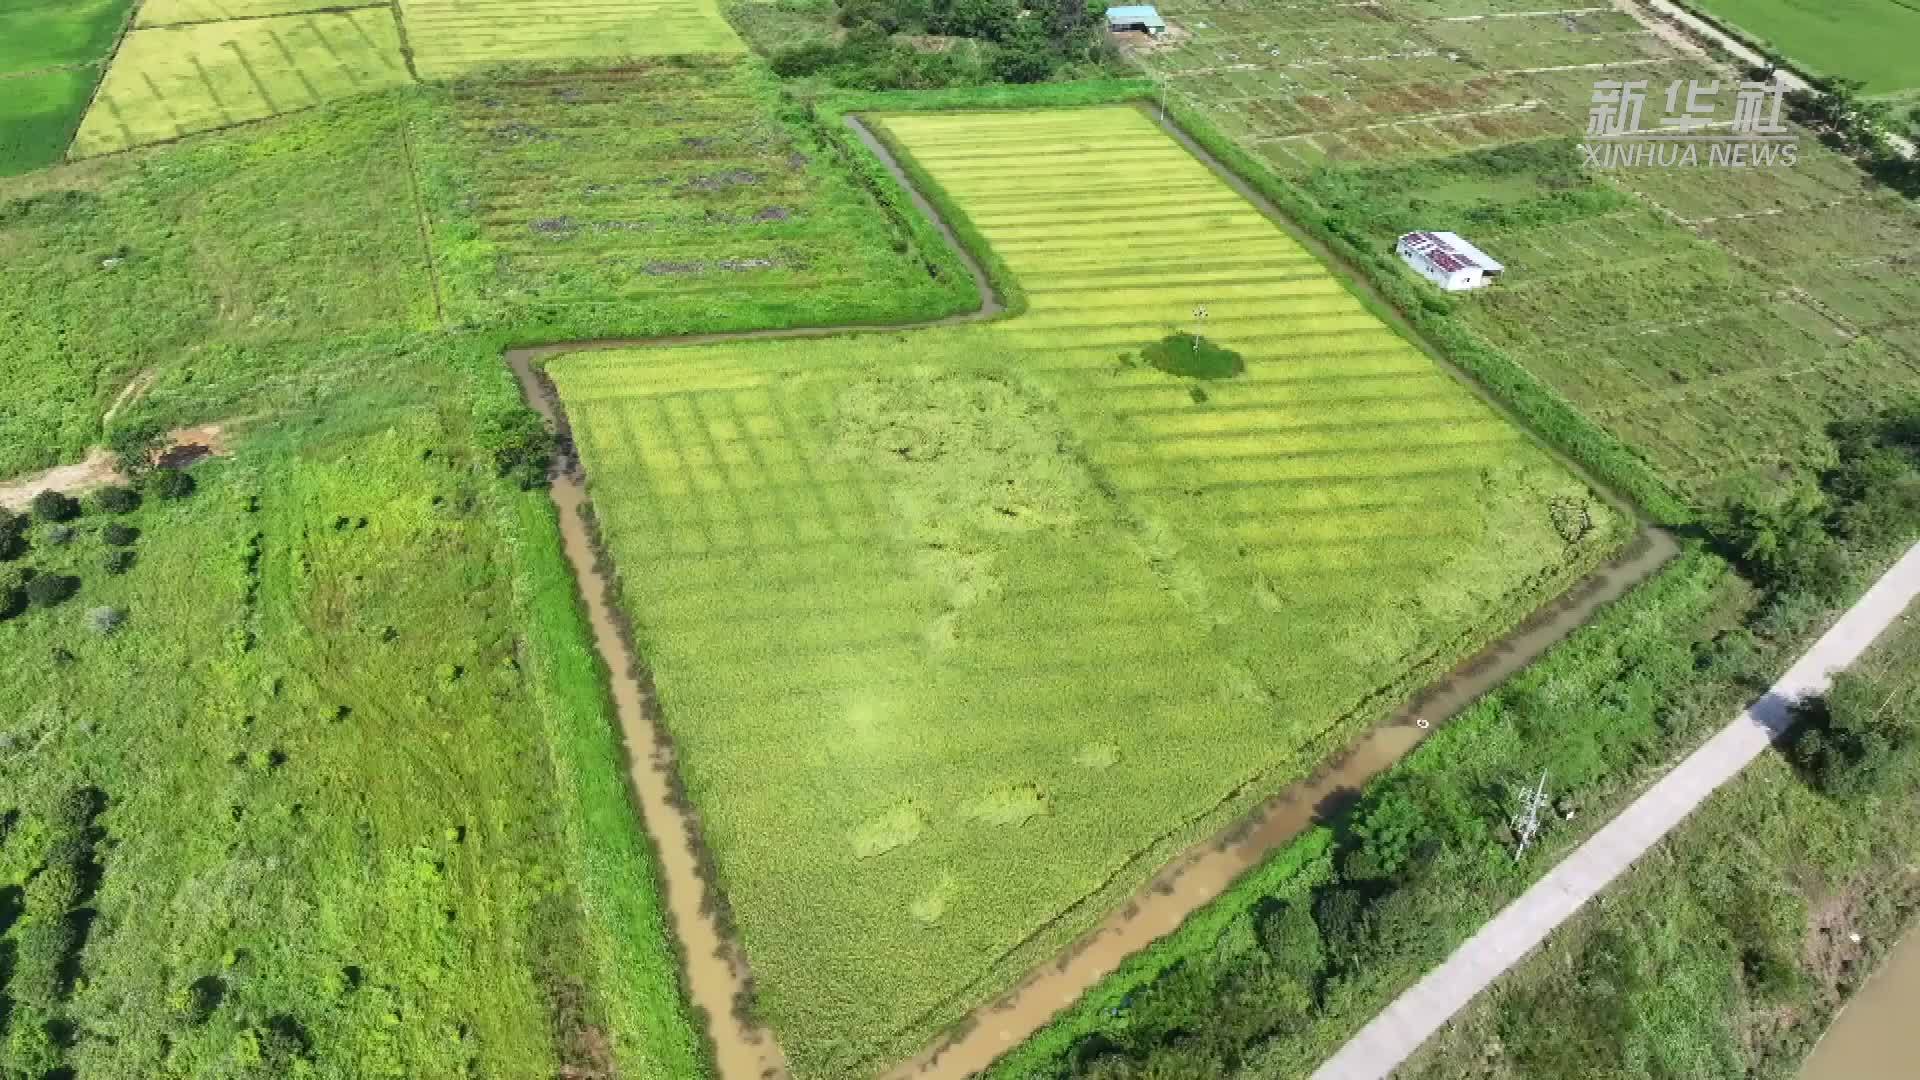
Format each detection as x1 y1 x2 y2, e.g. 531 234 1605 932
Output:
29 489 79 523
0 508 26 560
1716 481 1844 597
992 21 1057 83
0 566 26 620
103 523 139 547
107 417 166 475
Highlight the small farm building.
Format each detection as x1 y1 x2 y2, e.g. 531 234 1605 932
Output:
1396 231 1505 292
1106 5 1166 35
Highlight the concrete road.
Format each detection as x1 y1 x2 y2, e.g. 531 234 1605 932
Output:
1312 542 1920 1080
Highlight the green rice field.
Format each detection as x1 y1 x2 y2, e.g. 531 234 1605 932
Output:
0 0 134 173
1686 0 1920 96
397 0 743 79
546 104 1625 1077
70 10 410 158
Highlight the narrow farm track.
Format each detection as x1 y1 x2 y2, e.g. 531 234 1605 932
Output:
1313 541 1920 1080
503 112 1676 1080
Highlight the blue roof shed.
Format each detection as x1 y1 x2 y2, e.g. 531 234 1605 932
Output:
1105 5 1166 33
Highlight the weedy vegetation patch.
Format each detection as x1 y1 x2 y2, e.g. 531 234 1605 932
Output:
547 104 1625 1078
412 59 976 338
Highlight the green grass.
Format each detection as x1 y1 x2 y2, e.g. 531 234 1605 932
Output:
1684 0 1920 96
0 0 132 74
396 0 743 79
1401 597 1920 1080
0 92 434 478
70 10 413 157
546 104 1625 1078
0 68 97 175
0 92 710 1077
134 0 385 27
410 59 976 342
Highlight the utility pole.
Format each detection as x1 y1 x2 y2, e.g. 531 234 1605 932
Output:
1511 769 1549 863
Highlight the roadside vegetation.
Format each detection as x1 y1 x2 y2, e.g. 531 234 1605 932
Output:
546 103 1623 1078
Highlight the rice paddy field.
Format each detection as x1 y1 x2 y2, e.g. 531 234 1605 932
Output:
1139 0 1920 504
134 0 385 27
412 60 975 338
1684 0 1920 97
70 9 411 157
545 104 1625 1078
397 0 743 79
0 0 134 173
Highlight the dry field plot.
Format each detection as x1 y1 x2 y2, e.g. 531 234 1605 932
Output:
548 105 1621 1077
398 0 744 79
1151 0 1920 500
70 9 410 157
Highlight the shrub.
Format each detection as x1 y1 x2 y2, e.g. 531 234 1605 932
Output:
0 508 25 559
143 468 196 500
0 567 26 621
91 484 141 514
42 524 74 547
474 404 554 490
1787 670 1918 799
29 489 79 523
103 548 136 575
88 606 126 636
103 523 139 547
26 573 78 609
107 417 165 474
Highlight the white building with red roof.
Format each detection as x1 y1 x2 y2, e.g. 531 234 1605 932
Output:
1395 230 1505 292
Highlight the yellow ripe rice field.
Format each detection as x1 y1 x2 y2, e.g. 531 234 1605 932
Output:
71 9 411 158
133 0 384 27
397 0 744 79
546 105 1626 1077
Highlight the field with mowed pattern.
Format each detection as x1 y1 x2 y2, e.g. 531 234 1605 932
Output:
546 105 1625 1078
70 9 411 157
398 0 743 79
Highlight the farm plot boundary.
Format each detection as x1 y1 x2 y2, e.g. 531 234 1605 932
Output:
510 104 1664 1080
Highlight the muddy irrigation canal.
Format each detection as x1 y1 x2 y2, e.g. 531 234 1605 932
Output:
505 113 1681 1080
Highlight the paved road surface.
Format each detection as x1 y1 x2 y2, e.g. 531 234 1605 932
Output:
1313 542 1920 1080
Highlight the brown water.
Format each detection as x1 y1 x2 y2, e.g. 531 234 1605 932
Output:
1800 928 1920 1080
503 109 1682 1080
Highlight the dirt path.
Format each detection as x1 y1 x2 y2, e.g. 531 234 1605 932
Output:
1313 542 1920 1080
0 450 123 512
505 112 1679 1080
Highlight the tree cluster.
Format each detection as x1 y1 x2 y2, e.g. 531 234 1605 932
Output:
771 0 1108 88
1786 76 1920 198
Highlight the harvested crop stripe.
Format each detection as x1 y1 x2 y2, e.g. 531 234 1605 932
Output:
398 0 744 79
71 9 411 157
134 0 386 28
548 104 1623 1078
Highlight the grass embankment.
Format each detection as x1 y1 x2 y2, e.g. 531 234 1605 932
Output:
409 58 977 342
0 87 756 1077
0 0 134 174
545 103 1625 1078
1404 595 1920 1080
